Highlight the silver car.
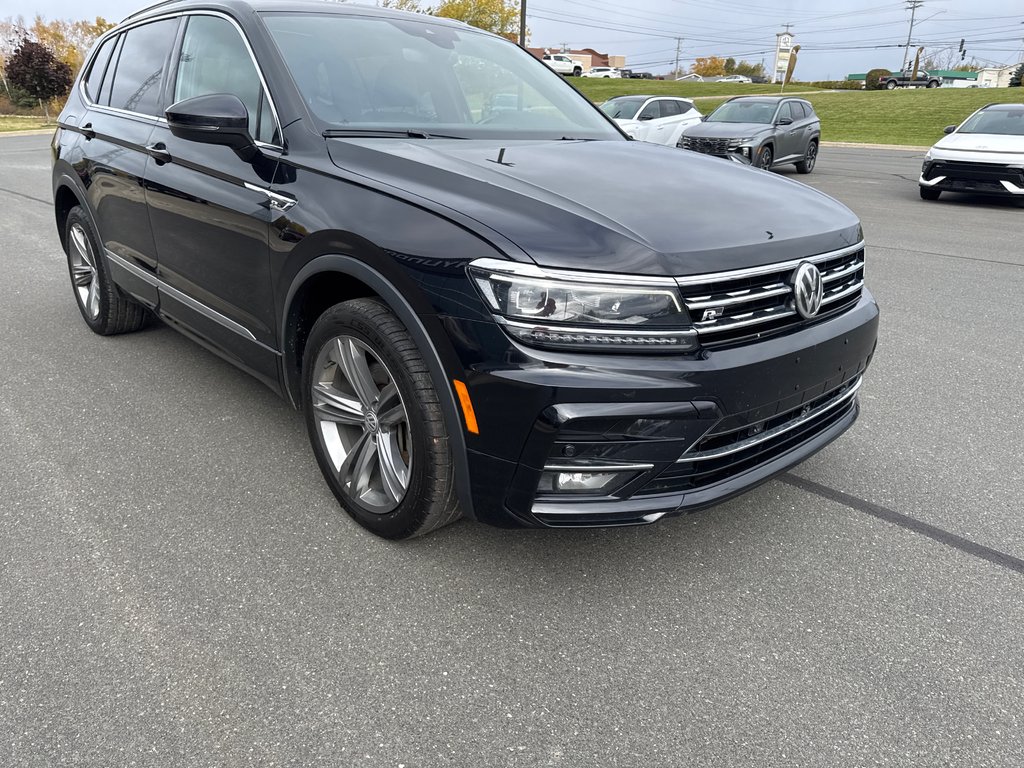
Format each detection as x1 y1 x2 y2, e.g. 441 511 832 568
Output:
678 96 821 173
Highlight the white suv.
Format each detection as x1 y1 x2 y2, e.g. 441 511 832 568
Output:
582 66 621 79
600 95 703 147
542 54 582 77
919 103 1024 200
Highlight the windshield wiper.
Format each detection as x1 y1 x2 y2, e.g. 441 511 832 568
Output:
322 128 466 140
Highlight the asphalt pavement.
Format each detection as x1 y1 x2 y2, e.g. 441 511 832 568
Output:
2 133 1023 767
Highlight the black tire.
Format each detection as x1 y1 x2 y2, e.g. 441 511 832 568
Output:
796 140 818 174
64 206 148 335
920 186 941 200
572 67 582 77
927 80 939 88
302 298 461 539
756 145 774 170
886 80 897 90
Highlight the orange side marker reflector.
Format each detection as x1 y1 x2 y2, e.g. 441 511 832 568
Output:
453 379 479 435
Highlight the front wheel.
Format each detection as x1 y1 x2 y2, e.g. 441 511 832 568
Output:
796 140 818 174
920 186 941 200
886 80 897 90
572 67 582 77
927 80 939 88
756 145 774 170
302 298 461 539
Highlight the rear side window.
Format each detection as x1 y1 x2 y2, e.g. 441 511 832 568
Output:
173 15 280 144
660 100 681 117
83 36 116 101
108 19 179 115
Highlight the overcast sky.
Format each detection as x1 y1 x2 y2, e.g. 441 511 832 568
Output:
15 0 1024 79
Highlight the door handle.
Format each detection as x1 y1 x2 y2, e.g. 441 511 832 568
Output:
145 143 172 165
81 122 96 140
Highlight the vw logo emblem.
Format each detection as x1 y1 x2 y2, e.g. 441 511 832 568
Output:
364 410 380 433
792 262 824 319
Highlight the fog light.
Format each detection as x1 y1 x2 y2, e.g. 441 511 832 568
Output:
537 469 636 495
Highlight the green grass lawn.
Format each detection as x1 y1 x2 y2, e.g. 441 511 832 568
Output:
0 115 51 132
574 78 1024 145
572 79 816 103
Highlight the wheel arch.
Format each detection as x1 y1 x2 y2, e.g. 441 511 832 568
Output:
52 170 92 251
282 254 476 520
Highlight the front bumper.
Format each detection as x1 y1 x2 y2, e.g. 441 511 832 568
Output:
920 158 1024 196
453 290 879 528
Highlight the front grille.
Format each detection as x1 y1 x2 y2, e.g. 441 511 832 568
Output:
925 160 1024 187
676 243 865 347
679 136 731 155
636 376 862 496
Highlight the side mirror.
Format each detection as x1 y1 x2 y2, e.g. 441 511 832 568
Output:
166 93 259 162
943 125 957 134
777 116 794 126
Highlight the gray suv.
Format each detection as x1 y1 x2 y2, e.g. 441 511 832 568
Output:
678 96 820 173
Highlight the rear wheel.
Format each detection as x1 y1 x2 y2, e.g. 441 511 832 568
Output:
920 186 941 200
796 140 818 174
302 298 461 539
886 80 897 90
756 145 774 170
64 206 148 335
927 80 939 88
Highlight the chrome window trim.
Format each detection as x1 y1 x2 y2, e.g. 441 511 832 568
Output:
78 10 284 150
673 241 866 286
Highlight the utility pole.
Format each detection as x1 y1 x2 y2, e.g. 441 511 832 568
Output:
901 0 924 72
518 0 526 47
673 37 681 77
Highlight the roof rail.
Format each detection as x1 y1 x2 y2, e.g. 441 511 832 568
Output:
122 0 185 21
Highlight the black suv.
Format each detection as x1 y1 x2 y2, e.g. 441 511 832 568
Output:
52 0 878 538
679 96 821 172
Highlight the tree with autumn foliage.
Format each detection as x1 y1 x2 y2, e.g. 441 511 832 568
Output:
29 16 114 76
691 56 726 77
5 37 72 120
432 0 520 38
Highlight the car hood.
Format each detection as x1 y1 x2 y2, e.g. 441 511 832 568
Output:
933 132 1024 158
681 122 773 140
326 138 861 277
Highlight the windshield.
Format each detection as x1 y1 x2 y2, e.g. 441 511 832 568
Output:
600 98 645 120
261 13 621 141
958 108 1024 136
707 101 777 124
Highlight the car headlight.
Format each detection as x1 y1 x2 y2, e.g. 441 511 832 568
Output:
468 259 697 352
727 137 756 151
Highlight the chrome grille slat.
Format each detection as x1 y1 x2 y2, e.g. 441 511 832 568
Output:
676 242 866 346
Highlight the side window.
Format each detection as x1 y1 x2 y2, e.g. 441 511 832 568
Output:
638 101 659 120
174 15 279 145
108 19 178 116
83 35 116 102
660 100 682 117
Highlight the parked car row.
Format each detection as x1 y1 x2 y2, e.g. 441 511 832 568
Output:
540 56 655 79
601 94 821 173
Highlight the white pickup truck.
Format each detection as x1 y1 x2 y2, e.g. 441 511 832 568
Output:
542 53 582 77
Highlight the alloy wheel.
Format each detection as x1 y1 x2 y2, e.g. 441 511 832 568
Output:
310 335 411 514
805 143 817 171
69 222 100 319
759 147 773 170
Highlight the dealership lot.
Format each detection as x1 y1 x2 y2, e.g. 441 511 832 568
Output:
2 133 1023 766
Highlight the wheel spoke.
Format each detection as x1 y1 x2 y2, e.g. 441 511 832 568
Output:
377 432 409 503
72 264 93 287
312 382 364 425
338 430 373 490
87 275 100 318
71 226 94 267
378 403 407 429
333 338 379 409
